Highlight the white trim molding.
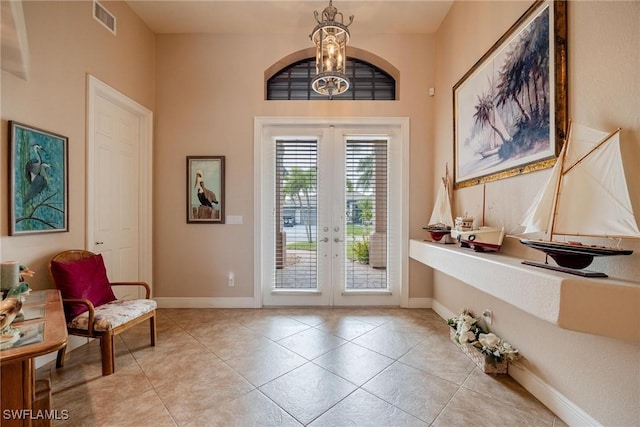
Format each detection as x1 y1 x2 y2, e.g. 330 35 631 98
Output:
407 297 433 308
87 75 153 292
508 361 601 427
253 116 410 308
155 297 256 309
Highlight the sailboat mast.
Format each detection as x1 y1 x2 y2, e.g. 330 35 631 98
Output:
549 121 572 242
482 184 486 227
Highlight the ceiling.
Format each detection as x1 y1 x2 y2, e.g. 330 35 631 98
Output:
125 1 454 36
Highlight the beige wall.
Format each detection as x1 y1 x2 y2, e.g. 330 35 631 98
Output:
3 1 638 424
153 33 436 298
0 1 155 287
433 1 640 425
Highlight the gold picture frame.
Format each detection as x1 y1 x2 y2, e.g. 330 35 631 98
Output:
453 0 567 189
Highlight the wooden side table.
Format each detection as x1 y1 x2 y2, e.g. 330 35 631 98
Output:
1 290 68 427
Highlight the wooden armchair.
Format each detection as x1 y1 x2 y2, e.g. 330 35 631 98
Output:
49 250 156 376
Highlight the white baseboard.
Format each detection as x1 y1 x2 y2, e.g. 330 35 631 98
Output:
157 297 434 310
431 299 455 320
35 353 58 369
35 335 89 369
508 361 601 427
154 297 256 309
431 299 599 427
407 297 432 308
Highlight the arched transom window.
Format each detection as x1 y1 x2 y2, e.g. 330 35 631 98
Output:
267 57 396 101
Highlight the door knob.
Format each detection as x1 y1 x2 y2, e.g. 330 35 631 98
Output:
320 237 329 243
334 237 344 243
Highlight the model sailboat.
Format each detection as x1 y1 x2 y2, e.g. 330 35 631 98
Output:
424 164 455 243
451 185 505 252
519 121 640 277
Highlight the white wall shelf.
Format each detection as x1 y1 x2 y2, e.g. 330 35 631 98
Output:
409 239 640 343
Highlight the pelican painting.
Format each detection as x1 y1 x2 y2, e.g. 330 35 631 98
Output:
187 156 225 223
195 170 219 207
9 121 68 235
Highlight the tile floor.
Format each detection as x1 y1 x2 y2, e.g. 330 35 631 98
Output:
39 308 568 426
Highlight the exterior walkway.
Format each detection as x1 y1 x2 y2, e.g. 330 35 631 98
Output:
275 250 387 289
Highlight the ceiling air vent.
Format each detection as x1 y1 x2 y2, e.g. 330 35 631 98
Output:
93 0 116 35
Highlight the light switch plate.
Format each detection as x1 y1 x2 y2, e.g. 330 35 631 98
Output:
226 215 243 224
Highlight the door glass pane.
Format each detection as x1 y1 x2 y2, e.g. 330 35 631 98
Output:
345 140 388 290
274 140 318 289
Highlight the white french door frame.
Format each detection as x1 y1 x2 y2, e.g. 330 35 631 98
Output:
254 116 409 308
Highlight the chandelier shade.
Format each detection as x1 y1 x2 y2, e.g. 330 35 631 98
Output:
310 1 354 99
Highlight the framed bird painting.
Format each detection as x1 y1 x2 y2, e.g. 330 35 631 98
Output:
187 156 225 224
9 121 68 235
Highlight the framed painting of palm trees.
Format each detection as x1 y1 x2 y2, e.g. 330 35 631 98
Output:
187 156 225 223
453 0 567 189
9 121 68 235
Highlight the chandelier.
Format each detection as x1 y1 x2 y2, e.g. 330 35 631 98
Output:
310 0 354 99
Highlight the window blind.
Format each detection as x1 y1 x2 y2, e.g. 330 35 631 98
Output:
345 139 389 290
274 140 318 289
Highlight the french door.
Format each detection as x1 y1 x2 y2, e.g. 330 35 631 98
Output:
256 118 408 307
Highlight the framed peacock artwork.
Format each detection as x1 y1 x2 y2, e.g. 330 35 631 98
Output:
186 155 225 224
9 121 68 235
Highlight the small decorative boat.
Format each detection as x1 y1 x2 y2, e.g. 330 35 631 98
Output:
454 216 474 232
459 226 505 252
451 185 505 252
519 121 639 277
424 164 455 244
450 216 473 241
424 223 453 243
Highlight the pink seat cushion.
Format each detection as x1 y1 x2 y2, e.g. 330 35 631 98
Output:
50 254 117 319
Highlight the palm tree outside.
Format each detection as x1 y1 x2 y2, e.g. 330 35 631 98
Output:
283 166 316 243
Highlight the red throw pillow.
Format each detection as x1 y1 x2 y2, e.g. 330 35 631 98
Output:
50 254 117 319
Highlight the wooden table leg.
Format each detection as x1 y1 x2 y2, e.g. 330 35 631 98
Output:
1 359 33 427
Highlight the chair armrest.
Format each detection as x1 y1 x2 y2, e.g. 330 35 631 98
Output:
62 298 96 335
110 281 151 299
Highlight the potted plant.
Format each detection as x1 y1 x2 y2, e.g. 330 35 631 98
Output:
447 309 519 374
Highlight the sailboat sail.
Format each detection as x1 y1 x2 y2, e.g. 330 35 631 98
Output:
556 125 639 237
428 174 454 227
520 122 638 275
425 165 455 243
520 143 565 235
521 123 640 238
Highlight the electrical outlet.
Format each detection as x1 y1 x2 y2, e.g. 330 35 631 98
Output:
482 309 493 325
228 272 235 287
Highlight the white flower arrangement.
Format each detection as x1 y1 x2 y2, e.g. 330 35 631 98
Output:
476 332 519 364
448 309 519 366
447 308 482 344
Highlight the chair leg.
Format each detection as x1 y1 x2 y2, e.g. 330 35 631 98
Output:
100 332 115 376
56 346 67 369
150 314 157 347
